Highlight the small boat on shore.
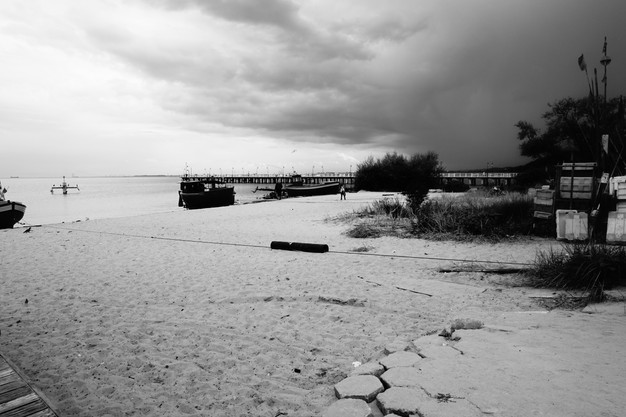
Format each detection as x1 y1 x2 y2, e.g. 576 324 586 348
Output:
0 183 26 229
284 174 341 197
178 174 235 209
0 201 26 229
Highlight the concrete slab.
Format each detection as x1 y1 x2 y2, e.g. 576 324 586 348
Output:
379 351 421 369
351 361 385 377
416 310 626 417
380 367 421 388
376 387 430 416
322 399 373 417
335 375 384 402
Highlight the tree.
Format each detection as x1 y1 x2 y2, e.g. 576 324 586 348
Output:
515 95 625 184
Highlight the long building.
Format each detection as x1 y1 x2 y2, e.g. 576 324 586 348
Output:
440 172 518 187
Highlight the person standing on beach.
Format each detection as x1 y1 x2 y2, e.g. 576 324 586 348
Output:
0 182 5 201
275 182 283 200
340 184 346 200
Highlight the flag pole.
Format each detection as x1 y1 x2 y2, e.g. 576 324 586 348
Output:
600 36 611 104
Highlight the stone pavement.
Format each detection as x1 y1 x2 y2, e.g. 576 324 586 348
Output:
322 301 626 417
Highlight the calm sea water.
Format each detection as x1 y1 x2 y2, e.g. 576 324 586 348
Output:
1 176 265 226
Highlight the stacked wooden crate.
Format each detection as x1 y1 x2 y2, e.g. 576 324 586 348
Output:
559 176 594 199
617 182 626 212
533 189 555 219
555 162 596 212
551 162 597 241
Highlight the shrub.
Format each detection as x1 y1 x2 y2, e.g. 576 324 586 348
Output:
529 243 626 301
403 152 443 211
354 152 443 209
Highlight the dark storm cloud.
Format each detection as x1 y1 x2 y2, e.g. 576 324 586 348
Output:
86 0 626 169
161 0 302 30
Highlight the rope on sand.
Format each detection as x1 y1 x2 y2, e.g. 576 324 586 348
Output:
39 224 534 267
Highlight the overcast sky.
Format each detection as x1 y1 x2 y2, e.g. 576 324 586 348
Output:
1 0 625 177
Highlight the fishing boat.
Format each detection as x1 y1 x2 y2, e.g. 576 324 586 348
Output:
284 174 341 197
178 174 235 209
0 185 26 229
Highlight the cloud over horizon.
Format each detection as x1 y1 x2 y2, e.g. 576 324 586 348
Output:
1 0 625 176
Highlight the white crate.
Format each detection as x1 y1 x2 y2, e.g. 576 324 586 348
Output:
607 212 626 243
556 210 588 241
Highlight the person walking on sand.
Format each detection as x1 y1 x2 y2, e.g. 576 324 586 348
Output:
340 184 346 200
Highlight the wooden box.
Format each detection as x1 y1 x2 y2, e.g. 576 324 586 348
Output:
555 162 596 203
533 189 554 218
617 182 626 200
534 189 554 205
559 177 593 200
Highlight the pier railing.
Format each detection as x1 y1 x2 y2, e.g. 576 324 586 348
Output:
440 172 518 187
203 171 518 188
211 174 356 187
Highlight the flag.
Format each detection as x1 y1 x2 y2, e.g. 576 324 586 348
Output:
578 54 586 71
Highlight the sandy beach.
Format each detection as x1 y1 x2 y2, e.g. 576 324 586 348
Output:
1 192 624 416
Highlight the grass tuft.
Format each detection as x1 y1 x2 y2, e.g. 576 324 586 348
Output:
529 243 626 301
345 223 382 238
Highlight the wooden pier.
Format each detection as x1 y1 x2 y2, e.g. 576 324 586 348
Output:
211 174 356 187
0 352 58 417
200 171 518 189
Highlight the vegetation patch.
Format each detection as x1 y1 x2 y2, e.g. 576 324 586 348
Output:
412 192 535 241
345 222 382 238
528 243 626 301
345 217 413 239
341 191 536 242
354 197 414 219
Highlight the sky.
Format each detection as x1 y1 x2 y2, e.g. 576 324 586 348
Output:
1 0 625 177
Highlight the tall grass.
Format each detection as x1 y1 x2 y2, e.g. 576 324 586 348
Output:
342 197 414 238
529 243 626 301
367 197 414 219
412 192 534 240
342 192 535 241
